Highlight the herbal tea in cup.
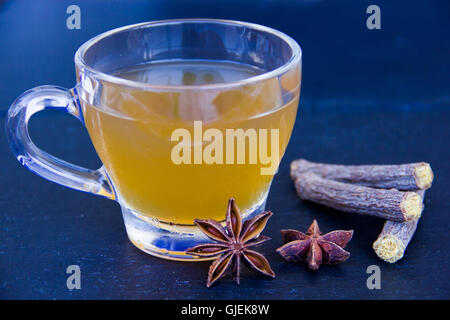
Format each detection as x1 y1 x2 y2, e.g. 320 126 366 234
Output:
7 20 302 260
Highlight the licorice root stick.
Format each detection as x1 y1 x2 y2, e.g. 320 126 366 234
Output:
373 190 426 263
294 172 423 222
291 159 433 190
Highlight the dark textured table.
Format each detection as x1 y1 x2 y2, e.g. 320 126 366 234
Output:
0 0 449 299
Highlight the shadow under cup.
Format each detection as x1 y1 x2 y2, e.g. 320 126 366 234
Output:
7 20 302 260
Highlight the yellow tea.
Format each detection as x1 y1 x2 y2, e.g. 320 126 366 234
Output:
81 60 299 225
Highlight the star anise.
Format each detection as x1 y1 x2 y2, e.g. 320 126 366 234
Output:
276 220 353 270
186 198 275 287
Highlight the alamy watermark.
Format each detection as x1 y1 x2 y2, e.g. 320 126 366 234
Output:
366 265 381 289
66 5 81 30
366 5 381 30
171 121 280 175
66 265 81 290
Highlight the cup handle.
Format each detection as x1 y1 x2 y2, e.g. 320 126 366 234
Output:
5 85 115 200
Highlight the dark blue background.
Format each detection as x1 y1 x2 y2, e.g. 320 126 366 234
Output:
0 0 449 299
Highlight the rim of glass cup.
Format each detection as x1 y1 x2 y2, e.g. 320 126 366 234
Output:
75 19 302 91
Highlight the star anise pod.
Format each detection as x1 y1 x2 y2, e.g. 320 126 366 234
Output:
186 198 275 287
276 220 353 270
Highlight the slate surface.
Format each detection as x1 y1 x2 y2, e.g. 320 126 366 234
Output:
0 0 449 299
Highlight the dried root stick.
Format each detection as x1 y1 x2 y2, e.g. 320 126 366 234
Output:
294 172 423 222
373 190 426 263
291 159 433 190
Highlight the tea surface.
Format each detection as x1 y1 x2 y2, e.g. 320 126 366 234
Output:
116 60 264 86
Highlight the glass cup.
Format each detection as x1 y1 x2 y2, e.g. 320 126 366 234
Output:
6 19 302 260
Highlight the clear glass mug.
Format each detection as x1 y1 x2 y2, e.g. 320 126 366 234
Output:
6 19 302 260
